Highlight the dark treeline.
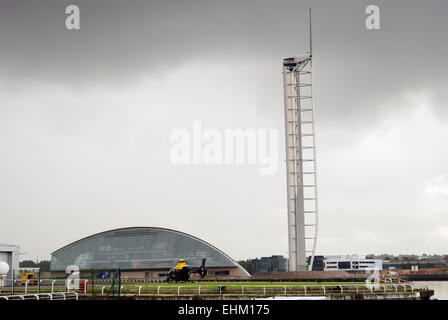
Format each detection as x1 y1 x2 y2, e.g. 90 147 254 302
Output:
366 254 448 261
19 260 51 271
237 259 253 274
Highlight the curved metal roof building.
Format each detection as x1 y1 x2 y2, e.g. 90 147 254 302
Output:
50 227 249 278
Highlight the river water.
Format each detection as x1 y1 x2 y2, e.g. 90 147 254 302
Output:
413 281 448 300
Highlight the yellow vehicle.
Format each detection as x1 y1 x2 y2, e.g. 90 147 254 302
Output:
173 259 188 270
19 268 39 285
166 258 207 282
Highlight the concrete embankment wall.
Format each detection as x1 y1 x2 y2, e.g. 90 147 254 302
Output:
80 290 434 300
250 271 364 282
404 274 448 281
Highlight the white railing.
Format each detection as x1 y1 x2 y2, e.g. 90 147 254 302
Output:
98 283 417 296
2 279 78 294
1 280 420 297
0 292 78 301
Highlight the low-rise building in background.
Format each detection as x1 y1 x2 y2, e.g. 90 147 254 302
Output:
251 255 288 273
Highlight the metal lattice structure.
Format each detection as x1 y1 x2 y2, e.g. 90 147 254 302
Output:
282 10 319 271
282 55 319 271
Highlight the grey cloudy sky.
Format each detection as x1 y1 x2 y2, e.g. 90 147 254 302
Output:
1 0 448 261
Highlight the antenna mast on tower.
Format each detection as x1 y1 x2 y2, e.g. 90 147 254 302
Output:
309 8 312 57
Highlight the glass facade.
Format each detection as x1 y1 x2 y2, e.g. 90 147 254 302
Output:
50 227 237 271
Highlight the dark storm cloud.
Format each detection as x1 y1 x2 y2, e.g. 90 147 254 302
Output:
0 0 312 83
1 0 447 121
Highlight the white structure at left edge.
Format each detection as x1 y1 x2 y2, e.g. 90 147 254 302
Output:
0 243 19 284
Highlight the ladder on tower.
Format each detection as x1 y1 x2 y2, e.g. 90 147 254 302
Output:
295 58 319 271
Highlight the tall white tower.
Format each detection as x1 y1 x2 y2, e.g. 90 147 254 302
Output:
282 9 319 272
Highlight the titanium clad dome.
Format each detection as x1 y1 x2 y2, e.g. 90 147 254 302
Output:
50 227 242 271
